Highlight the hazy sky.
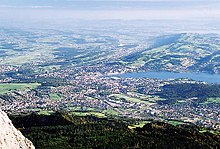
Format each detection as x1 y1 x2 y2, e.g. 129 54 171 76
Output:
0 0 220 23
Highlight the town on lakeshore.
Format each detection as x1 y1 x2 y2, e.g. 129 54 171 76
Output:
0 27 220 130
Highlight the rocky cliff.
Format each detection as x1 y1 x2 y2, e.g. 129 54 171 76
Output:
0 110 35 149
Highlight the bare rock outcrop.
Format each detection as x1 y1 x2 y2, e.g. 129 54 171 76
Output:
0 110 35 149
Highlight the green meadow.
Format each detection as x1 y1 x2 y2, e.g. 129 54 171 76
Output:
0 83 40 94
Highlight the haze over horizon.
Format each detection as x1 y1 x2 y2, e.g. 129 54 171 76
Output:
0 0 219 32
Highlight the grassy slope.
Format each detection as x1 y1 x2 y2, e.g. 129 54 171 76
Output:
122 33 220 73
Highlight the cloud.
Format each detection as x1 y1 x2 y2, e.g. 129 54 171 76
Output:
0 5 53 8
0 0 219 22
1 8 219 21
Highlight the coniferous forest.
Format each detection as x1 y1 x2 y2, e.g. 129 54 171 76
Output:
10 112 220 149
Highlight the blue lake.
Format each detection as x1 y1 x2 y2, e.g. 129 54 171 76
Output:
112 71 220 84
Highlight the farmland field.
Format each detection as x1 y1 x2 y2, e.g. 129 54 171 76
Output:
0 83 40 94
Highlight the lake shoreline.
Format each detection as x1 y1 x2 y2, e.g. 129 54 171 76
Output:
109 71 220 84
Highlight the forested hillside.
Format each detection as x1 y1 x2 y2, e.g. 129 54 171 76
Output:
10 112 220 149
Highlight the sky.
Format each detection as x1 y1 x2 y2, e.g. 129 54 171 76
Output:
0 0 220 26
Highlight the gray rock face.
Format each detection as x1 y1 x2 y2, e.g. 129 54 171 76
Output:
0 110 35 149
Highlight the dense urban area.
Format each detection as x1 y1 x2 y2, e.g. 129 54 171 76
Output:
0 27 220 130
